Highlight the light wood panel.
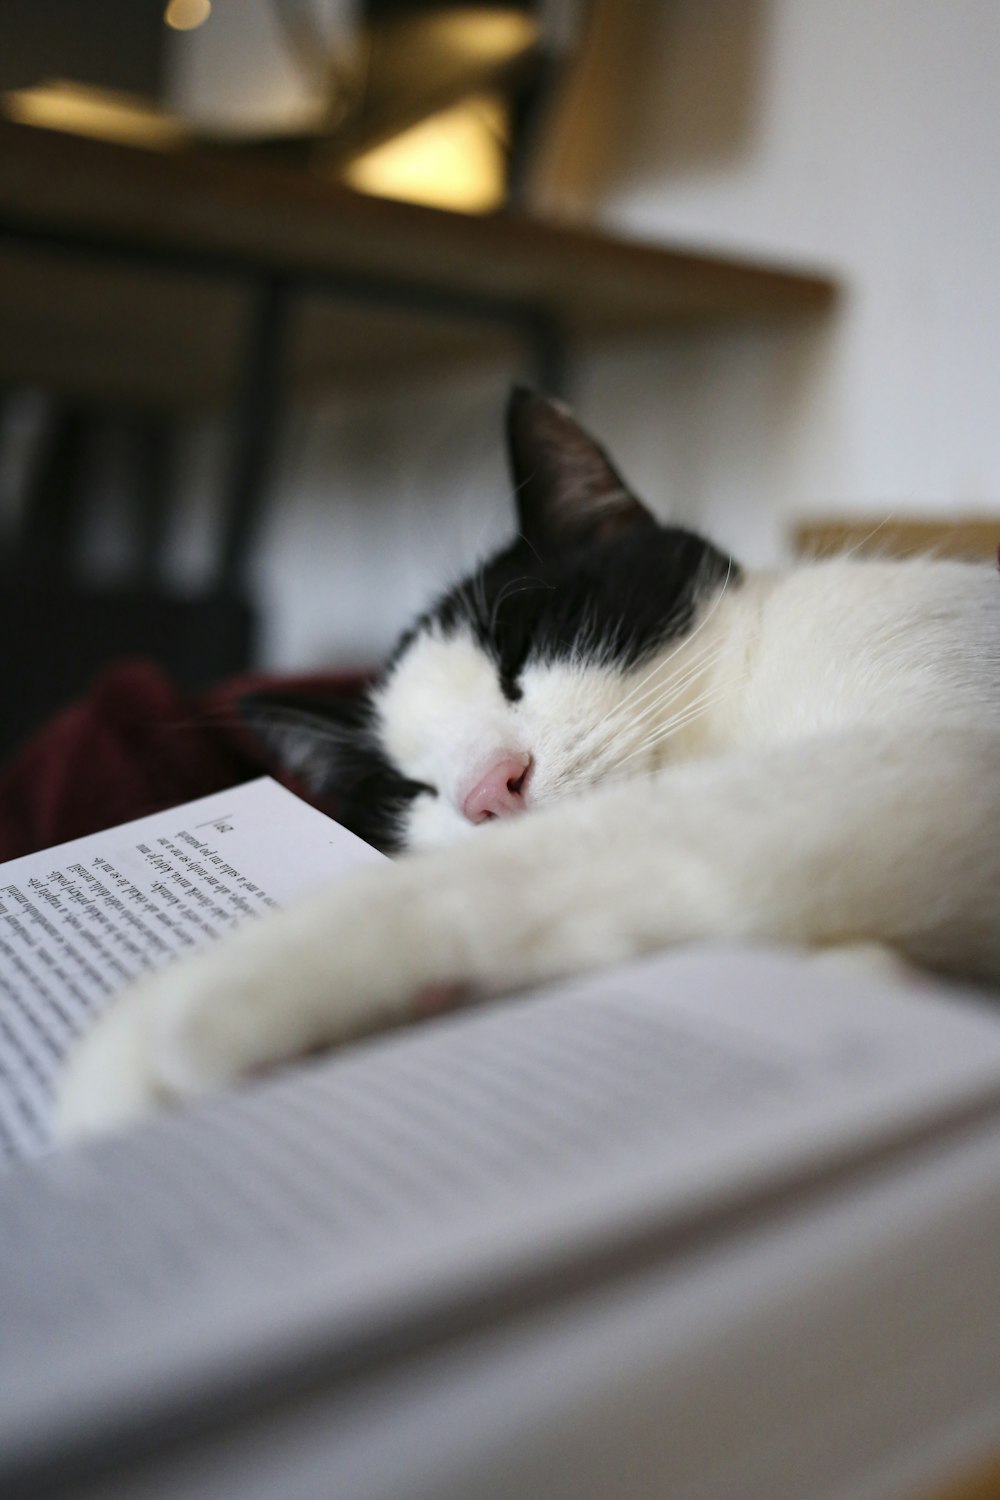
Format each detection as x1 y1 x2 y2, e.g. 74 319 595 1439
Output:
794 518 1000 564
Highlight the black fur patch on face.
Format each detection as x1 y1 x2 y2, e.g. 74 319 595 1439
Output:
310 735 432 855
388 388 739 687
396 521 736 693
238 689 431 854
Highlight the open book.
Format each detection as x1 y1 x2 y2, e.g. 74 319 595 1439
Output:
0 777 384 1162
2 779 1000 1500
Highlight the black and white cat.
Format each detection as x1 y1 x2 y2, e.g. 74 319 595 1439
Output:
57 390 1000 1137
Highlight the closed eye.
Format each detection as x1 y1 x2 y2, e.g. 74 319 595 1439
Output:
402 778 438 799
499 669 523 703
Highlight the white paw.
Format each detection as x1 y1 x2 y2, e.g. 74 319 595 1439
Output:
54 944 312 1144
55 982 171 1143
54 866 466 1144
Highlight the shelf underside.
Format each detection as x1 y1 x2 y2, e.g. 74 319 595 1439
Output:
0 121 837 410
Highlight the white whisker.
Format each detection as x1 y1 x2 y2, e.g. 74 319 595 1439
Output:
613 680 742 773
571 576 732 750
574 637 731 768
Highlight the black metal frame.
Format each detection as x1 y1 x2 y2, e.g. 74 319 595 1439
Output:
0 215 569 593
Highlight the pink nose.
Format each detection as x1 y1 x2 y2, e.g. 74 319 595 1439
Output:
462 753 532 824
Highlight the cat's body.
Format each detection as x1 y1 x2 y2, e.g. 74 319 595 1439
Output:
56 393 1000 1138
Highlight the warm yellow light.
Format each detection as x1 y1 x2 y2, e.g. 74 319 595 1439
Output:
429 10 537 67
344 95 507 215
164 0 212 32
3 81 189 149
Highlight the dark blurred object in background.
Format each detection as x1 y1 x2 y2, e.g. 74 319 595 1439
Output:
0 0 165 97
0 2 590 760
0 394 255 761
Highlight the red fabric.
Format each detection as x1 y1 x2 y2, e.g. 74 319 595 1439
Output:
0 660 365 863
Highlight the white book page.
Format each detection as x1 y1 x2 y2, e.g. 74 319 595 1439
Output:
3 946 1000 1491
0 778 383 1162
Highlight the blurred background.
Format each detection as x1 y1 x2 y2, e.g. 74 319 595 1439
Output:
0 0 998 759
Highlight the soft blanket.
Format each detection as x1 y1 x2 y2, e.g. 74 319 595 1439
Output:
0 660 363 862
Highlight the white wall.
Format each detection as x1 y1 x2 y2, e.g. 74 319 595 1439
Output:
563 0 1000 521
215 0 1000 669
250 370 520 668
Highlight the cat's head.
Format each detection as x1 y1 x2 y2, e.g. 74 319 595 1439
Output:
243 390 739 853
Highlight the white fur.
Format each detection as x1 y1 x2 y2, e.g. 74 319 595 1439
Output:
56 557 1000 1140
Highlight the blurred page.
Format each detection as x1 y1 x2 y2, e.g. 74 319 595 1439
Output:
3 945 1000 1493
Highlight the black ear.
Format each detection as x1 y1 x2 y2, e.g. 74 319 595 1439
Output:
238 689 369 799
506 387 657 550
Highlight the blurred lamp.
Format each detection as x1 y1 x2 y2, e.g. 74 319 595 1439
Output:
344 92 507 212
4 80 189 148
164 0 213 32
337 3 543 212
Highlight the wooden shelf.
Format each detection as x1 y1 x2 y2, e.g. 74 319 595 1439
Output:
0 120 837 409
794 518 1000 563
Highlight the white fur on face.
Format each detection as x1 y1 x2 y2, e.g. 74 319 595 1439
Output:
370 606 737 852
372 626 522 849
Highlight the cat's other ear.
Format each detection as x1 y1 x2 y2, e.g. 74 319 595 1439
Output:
237 689 368 798
506 387 657 550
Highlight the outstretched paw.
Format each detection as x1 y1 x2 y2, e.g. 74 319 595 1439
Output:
54 947 331 1144
55 978 179 1142
54 866 474 1144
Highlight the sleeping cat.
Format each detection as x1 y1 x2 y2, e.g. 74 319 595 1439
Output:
56 389 1000 1138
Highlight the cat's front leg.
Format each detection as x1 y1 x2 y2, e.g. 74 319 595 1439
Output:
55 786 679 1140
54 860 473 1140
56 724 1000 1141
63 788 661 1141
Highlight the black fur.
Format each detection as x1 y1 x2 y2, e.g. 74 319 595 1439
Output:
241 390 740 852
238 689 432 854
405 517 734 693
392 388 736 690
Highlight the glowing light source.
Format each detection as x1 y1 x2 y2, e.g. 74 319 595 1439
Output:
344 95 508 215
164 0 212 32
427 11 536 66
3 81 189 149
